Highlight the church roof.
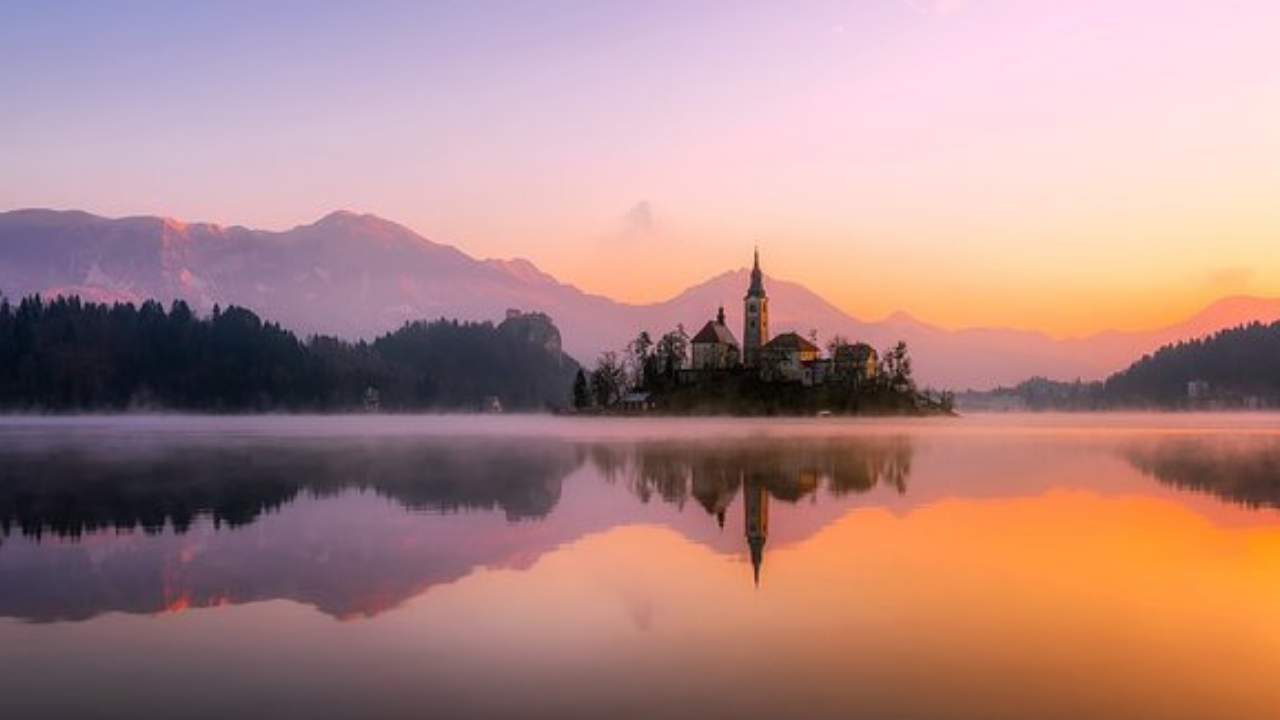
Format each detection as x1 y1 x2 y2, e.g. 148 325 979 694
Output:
764 332 820 353
692 319 739 346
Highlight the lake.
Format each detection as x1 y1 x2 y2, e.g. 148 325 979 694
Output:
2 414 1280 720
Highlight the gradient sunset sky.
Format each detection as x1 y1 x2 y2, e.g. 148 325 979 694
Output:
3 0 1279 336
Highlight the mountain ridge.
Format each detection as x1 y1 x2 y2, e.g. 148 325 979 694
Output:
3 207 1278 390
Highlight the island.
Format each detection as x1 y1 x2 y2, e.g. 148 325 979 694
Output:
571 250 953 416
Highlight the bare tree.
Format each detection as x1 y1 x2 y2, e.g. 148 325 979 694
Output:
627 331 654 389
591 351 626 407
655 325 690 377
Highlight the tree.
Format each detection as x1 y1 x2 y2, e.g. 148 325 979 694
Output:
590 352 626 407
572 369 591 409
627 331 655 389
827 334 851 356
881 341 915 392
0 294 581 412
655 326 690 377
939 390 955 413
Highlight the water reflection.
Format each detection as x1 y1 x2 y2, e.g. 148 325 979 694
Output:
0 433 915 621
587 437 914 584
5 419 1280 720
1125 436 1280 509
591 437 912 508
0 437 582 540
744 479 767 585
8 425 1280 626
0 437 586 622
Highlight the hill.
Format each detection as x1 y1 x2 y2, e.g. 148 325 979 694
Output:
5 208 1280 390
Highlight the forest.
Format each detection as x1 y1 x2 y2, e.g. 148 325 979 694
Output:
961 321 1280 410
0 295 578 411
1103 321 1280 406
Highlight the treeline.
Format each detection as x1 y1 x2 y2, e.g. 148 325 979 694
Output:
1104 321 1280 406
962 321 1280 410
0 295 577 411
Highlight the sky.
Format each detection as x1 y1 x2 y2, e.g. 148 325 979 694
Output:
3 0 1280 337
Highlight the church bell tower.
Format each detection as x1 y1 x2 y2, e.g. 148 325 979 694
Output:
743 248 769 367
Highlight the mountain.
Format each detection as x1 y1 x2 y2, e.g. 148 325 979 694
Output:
4 208 1280 390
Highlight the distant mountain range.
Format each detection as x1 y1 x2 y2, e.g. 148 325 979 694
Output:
3 208 1279 390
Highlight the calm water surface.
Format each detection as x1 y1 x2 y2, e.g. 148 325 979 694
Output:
2 414 1280 720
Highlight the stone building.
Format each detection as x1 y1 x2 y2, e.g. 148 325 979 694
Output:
760 332 821 382
833 342 879 384
691 307 740 370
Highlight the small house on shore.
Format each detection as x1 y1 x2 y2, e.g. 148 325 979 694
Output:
619 391 654 413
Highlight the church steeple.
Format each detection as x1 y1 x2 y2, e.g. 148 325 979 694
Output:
747 246 766 298
744 479 769 587
742 246 770 366
748 534 765 587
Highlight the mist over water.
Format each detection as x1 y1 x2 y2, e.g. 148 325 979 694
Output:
2 414 1279 720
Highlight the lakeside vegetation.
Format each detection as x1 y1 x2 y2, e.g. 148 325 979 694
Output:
962 321 1280 411
0 294 577 412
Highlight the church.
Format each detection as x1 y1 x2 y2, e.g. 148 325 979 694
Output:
689 250 866 385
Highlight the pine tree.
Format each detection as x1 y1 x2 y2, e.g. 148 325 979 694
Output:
572 369 591 409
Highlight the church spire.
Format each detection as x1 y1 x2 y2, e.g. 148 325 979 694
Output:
742 246 770 367
747 246 766 298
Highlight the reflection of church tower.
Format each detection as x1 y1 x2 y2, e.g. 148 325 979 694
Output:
743 248 769 367
744 479 769 587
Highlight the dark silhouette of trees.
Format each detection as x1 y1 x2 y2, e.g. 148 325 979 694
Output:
627 330 657 389
654 326 689 378
968 321 1280 410
0 295 578 411
880 341 915 392
572 369 591 409
1104 321 1280 407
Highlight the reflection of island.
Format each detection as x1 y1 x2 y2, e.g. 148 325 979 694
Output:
1125 437 1280 510
590 437 914 585
0 434 914 621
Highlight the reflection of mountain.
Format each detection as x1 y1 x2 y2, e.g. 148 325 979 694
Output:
1125 438 1280 510
0 437 581 540
0 437 585 622
19 427 1279 622
0 432 917 621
